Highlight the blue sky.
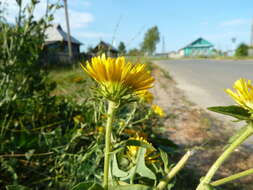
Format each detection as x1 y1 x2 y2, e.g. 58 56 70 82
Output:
3 0 253 52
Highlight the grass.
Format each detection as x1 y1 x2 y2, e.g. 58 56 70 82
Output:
48 64 93 103
48 57 155 100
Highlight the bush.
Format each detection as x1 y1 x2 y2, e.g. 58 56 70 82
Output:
235 43 248 57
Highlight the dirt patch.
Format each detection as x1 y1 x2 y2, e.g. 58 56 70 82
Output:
151 65 253 190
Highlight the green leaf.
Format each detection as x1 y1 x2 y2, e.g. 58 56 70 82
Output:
113 184 152 190
208 105 251 121
112 154 129 178
159 148 170 173
125 140 155 151
6 185 31 190
71 182 104 190
120 148 156 182
151 136 178 153
135 148 156 180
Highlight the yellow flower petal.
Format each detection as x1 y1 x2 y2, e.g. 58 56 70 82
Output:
226 78 253 112
81 54 154 101
152 104 165 117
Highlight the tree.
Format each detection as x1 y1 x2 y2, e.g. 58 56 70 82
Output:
118 41 126 55
128 48 142 56
141 26 160 55
235 43 248 57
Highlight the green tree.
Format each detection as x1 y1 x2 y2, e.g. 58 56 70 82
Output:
128 48 142 56
118 41 126 55
235 43 248 57
141 26 160 55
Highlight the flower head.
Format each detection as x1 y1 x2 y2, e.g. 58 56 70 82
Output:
73 115 84 124
226 78 253 112
152 104 165 117
137 90 154 104
96 126 105 134
127 136 154 158
81 54 154 102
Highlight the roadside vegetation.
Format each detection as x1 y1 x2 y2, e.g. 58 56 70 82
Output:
1 1 253 190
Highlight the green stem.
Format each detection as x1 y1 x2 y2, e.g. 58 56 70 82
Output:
196 123 253 190
156 150 192 190
211 168 253 187
103 101 117 190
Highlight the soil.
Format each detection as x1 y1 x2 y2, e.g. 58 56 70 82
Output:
151 65 253 190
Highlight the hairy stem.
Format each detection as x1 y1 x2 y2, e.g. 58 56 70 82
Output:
211 168 253 187
103 101 117 190
157 150 192 190
196 123 253 190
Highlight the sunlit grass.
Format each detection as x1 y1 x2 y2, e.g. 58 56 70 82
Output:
48 65 93 102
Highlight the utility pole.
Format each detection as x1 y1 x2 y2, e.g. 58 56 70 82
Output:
251 18 253 46
231 37 236 55
162 36 165 53
63 0 73 61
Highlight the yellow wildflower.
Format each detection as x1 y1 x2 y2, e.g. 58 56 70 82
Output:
127 136 154 158
226 78 253 112
73 115 84 124
96 126 105 134
81 54 154 102
137 90 154 104
123 129 148 138
152 104 165 117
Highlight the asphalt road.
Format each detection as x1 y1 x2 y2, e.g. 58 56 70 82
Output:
155 59 253 145
155 59 253 108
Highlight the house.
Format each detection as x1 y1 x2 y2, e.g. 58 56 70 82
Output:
92 41 119 57
179 37 214 57
168 51 182 58
43 24 82 63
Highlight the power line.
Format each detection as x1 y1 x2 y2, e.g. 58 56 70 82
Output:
126 25 145 48
111 15 123 47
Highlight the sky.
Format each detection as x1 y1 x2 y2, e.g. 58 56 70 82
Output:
2 0 253 52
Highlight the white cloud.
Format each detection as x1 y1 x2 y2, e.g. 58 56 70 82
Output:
54 9 93 30
220 19 250 27
2 0 94 30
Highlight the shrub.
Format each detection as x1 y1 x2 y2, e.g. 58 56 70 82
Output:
235 43 248 57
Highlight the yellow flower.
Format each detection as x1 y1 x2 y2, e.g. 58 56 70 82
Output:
73 115 84 124
81 54 154 101
137 90 154 104
152 104 165 117
127 136 154 158
226 78 253 112
96 126 105 133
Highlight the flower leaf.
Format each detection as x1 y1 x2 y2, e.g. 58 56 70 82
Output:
125 140 155 151
135 148 156 180
112 154 129 178
207 105 251 121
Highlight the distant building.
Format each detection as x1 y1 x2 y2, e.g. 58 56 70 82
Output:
93 41 119 57
43 24 82 63
179 37 214 57
168 51 181 58
154 52 169 57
